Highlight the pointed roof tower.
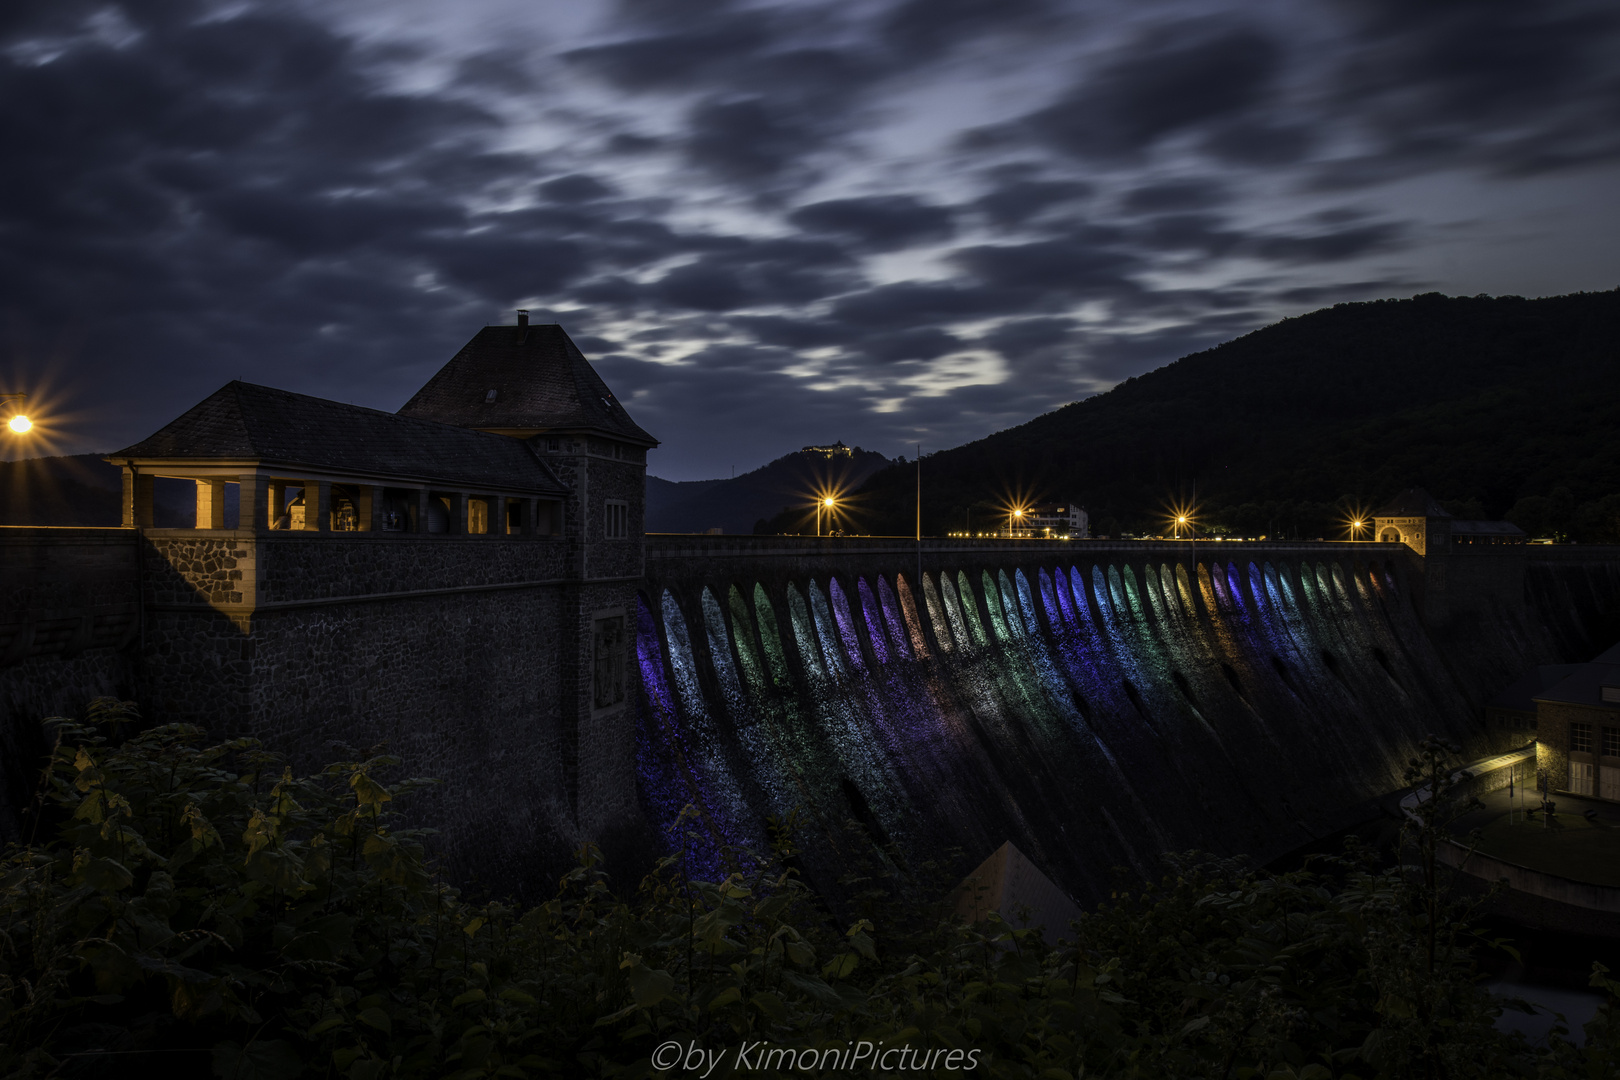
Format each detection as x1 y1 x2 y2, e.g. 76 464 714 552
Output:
1373 487 1452 518
398 317 657 447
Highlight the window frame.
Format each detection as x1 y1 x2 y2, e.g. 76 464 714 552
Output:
591 609 627 715
1571 721 1593 754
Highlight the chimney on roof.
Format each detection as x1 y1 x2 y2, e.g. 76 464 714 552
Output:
516 309 529 328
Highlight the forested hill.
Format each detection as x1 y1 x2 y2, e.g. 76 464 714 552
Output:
802 289 1620 540
649 444 894 534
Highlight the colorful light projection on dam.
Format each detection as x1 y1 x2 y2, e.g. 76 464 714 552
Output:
635 557 1482 899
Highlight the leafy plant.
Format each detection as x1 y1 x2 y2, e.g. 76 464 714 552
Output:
4 706 1620 1078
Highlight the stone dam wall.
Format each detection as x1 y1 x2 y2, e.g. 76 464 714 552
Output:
5 528 1620 899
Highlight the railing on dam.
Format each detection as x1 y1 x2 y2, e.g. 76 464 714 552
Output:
643 534 1419 599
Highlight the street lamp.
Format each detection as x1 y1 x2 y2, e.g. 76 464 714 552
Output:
817 495 837 537
1 393 28 434
1176 515 1188 539
1009 506 1024 538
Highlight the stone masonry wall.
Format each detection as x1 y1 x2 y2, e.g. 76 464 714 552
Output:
245 587 572 895
0 528 142 841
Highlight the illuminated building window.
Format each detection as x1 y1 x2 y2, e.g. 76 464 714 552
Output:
1605 727 1620 757
1571 722 1593 753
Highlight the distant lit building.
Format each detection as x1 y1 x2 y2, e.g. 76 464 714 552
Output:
1017 503 1089 538
1373 486 1525 555
802 440 854 458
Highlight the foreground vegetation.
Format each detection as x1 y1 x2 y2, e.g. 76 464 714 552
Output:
3 702 1618 1078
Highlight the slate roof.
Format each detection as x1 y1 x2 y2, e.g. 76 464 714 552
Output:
1487 665 1579 712
107 382 567 494
1451 519 1527 536
1534 662 1620 711
397 323 657 446
1374 487 1453 518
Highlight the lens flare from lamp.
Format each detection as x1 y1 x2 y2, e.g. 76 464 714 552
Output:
7 415 29 433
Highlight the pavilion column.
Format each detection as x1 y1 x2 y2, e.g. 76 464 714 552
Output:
123 468 154 528
357 485 382 532
416 489 431 533
308 480 332 532
269 481 288 528
491 495 508 537
240 474 271 531
446 492 468 535
195 479 226 529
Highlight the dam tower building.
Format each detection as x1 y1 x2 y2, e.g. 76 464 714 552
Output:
93 315 656 888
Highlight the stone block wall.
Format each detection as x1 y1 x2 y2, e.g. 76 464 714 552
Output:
0 528 143 841
244 586 576 894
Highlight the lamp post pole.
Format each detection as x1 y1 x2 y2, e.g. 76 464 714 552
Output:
915 444 922 596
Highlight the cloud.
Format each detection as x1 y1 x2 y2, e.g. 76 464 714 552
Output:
949 233 1141 296
1119 178 1231 215
878 0 1059 63
540 173 616 202
788 195 954 251
1 0 1612 480
1019 21 1285 160
972 174 1092 226
1251 221 1406 263
1322 0 1620 180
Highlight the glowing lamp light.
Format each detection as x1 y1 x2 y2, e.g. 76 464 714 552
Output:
1177 516 1188 525
7 414 29 433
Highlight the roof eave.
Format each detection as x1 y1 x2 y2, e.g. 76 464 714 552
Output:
101 454 567 497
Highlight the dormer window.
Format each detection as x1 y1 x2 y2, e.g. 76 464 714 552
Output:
485 389 498 403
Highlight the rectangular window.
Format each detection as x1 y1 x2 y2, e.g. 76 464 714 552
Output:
1603 686 1620 703
605 500 629 539
1571 722 1593 753
1606 727 1620 757
1604 766 1620 802
1570 761 1595 796
593 615 625 711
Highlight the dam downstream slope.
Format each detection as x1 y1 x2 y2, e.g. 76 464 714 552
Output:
634 544 1501 904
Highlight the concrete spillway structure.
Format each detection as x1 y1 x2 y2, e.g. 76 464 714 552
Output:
635 537 1618 903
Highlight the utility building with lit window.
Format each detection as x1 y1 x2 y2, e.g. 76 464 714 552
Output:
1532 642 1620 802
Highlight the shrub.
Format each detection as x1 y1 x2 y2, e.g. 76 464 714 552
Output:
4 707 1620 1078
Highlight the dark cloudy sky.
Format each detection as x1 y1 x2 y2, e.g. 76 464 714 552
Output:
3 0 1618 479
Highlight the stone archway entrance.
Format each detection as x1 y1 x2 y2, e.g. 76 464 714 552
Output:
1380 527 1402 543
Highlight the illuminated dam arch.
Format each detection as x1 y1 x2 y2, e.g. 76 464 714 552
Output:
636 538 1457 900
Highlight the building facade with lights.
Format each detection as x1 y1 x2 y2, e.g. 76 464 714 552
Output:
1527 643 1620 803
1019 503 1089 539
